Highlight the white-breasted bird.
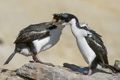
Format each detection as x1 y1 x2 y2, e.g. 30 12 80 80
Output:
4 18 65 65
53 13 120 75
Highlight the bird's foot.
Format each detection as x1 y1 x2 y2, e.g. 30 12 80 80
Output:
82 72 91 76
29 60 54 67
29 61 36 63
38 61 54 67
82 69 92 76
31 54 54 66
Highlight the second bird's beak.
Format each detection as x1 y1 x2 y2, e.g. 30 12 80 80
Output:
52 19 56 22
58 20 62 22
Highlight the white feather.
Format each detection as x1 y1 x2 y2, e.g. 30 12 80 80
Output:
20 48 32 56
31 30 48 34
19 24 64 56
70 19 96 65
32 25 64 53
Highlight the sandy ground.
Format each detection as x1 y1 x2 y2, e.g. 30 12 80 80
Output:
0 0 120 69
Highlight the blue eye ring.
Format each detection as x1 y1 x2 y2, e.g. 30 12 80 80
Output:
62 20 65 22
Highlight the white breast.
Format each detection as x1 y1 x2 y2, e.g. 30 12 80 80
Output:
32 35 60 53
19 36 53 56
32 26 64 53
76 37 96 65
20 48 32 56
70 19 96 65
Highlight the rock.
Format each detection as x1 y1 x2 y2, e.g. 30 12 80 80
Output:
0 62 120 80
114 60 120 70
0 69 22 80
17 63 81 80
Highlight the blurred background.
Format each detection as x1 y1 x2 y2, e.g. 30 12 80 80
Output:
0 0 120 69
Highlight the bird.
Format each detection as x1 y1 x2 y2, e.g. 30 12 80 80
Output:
4 19 65 65
52 13 120 75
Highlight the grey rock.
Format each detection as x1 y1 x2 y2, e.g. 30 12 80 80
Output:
17 63 82 80
114 60 120 70
0 62 120 80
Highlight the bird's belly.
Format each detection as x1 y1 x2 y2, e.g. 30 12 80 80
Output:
77 38 96 65
20 48 32 56
33 36 59 53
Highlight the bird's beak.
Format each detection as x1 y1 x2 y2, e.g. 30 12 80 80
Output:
52 19 57 22
58 19 62 22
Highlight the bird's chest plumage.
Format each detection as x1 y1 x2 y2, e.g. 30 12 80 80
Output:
71 26 96 65
19 33 60 56
32 30 61 53
76 37 96 65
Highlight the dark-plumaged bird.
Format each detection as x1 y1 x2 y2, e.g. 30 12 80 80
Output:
53 13 120 75
4 20 65 65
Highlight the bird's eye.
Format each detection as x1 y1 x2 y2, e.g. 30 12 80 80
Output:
62 20 65 22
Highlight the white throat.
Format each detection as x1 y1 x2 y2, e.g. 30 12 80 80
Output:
69 19 96 65
69 19 85 38
69 18 77 26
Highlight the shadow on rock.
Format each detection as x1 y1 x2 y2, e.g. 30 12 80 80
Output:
63 63 119 75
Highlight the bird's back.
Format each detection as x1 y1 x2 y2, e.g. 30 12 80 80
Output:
14 22 57 44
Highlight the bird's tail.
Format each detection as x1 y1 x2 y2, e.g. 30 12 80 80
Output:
4 51 16 65
100 63 120 73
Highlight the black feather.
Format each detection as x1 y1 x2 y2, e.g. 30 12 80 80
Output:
100 63 120 73
14 22 57 43
4 52 16 65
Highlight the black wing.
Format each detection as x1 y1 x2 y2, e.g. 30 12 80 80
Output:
14 22 57 43
85 29 109 64
14 31 49 43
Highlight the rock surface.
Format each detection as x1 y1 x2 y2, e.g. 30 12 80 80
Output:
0 62 120 80
1 0 120 69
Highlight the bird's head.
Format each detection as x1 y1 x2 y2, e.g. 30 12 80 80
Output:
52 13 79 26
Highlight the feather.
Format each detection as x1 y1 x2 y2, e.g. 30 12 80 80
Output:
85 30 108 64
4 52 16 65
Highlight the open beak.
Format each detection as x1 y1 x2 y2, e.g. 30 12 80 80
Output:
52 19 63 25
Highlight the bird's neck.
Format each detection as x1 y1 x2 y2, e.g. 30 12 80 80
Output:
70 18 80 28
70 18 85 38
50 25 64 36
70 18 79 31
56 25 65 34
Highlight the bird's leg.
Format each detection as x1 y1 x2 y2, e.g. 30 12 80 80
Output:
32 54 43 63
35 54 43 63
32 55 37 63
33 54 54 66
87 69 92 76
